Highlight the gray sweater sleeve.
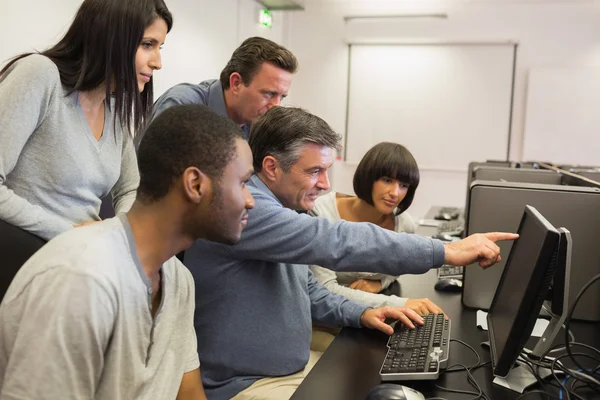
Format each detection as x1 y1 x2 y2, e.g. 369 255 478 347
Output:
0 56 72 238
231 186 446 276
307 269 369 328
111 133 139 214
310 265 409 308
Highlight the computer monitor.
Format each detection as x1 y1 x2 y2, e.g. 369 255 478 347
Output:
487 205 561 378
561 168 600 189
464 163 552 229
473 166 562 186
463 161 512 230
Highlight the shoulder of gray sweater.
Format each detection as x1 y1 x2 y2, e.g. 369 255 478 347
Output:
13 54 61 86
395 211 416 233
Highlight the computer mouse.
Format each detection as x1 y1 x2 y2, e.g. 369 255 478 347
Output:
365 383 425 400
434 212 453 221
434 278 463 292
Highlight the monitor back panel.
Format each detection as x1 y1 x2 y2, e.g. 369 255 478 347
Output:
464 162 514 223
572 169 600 182
473 166 562 185
462 182 600 321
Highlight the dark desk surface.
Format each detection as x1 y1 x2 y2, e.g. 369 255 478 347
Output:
292 270 600 400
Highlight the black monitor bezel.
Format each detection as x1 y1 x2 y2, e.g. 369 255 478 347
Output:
487 205 560 377
549 230 568 316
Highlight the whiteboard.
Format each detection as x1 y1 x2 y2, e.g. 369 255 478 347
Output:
345 44 515 169
523 68 600 166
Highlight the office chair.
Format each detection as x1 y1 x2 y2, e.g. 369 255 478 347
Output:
0 220 46 302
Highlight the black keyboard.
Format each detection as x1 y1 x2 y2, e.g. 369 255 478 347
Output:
437 265 464 278
380 313 451 381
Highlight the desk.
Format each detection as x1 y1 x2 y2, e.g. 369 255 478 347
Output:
292 270 600 400
416 206 464 237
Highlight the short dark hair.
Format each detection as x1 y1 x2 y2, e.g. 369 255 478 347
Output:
1 0 173 135
353 142 420 215
137 104 244 203
220 37 298 90
248 106 342 173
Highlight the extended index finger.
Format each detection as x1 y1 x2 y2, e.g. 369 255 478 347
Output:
483 232 519 242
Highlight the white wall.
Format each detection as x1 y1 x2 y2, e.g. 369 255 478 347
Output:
1 0 286 98
155 0 286 96
285 0 600 219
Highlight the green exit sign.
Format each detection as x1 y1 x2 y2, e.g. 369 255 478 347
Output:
259 8 273 29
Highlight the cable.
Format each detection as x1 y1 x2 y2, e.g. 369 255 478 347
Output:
484 274 600 400
445 339 481 371
517 345 600 399
516 390 559 399
524 350 598 399
564 273 600 373
571 364 600 394
433 339 490 400
516 273 600 399
517 354 557 397
561 368 600 399
550 353 600 400
435 364 488 400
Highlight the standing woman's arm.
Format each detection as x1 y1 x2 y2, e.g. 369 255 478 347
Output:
111 130 140 214
0 56 73 239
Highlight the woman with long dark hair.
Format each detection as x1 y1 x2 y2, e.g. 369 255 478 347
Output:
0 0 172 240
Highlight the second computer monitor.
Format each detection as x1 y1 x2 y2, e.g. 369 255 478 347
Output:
473 166 562 186
487 205 560 378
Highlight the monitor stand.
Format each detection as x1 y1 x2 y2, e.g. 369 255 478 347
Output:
492 228 572 394
492 362 555 393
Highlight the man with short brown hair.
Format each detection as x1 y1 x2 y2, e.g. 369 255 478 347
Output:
148 36 298 139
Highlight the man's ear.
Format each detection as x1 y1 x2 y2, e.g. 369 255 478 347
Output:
182 166 210 204
261 156 280 182
229 72 244 95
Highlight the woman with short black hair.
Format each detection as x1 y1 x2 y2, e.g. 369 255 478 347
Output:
310 142 443 315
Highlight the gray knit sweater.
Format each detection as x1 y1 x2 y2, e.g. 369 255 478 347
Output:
0 55 139 239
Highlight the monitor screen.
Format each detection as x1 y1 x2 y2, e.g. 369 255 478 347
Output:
487 205 560 377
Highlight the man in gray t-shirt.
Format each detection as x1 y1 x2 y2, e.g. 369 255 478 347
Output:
0 105 255 400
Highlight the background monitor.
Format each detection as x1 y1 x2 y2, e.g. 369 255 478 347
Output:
461 181 600 321
487 205 560 377
464 162 550 226
473 166 562 185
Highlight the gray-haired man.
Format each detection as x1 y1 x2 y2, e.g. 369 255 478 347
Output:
184 106 518 400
